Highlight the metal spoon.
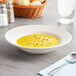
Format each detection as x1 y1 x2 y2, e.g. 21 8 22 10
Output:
49 52 76 76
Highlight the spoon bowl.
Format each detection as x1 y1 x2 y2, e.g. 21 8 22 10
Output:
66 52 76 63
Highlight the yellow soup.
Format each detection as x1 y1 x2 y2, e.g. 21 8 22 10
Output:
17 34 60 47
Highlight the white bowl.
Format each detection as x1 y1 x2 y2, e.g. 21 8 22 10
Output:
5 25 72 54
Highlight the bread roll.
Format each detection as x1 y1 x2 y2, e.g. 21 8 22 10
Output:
30 0 45 2
31 1 41 5
3 0 14 3
14 0 30 5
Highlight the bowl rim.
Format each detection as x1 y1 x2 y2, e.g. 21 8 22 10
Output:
5 25 72 50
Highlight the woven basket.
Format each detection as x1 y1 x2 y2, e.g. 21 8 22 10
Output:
13 0 47 18
0 1 5 4
0 0 48 18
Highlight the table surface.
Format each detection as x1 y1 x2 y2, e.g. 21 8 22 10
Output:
0 0 76 76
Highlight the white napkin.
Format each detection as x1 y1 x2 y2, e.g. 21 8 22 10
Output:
38 57 66 76
55 64 76 76
38 52 76 76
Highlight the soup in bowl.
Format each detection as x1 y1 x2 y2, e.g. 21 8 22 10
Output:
5 25 72 54
16 34 60 47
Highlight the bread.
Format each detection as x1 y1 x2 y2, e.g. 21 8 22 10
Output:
31 1 41 5
30 0 45 2
14 0 30 5
3 0 14 3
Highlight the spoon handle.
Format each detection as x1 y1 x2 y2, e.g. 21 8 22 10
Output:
48 63 68 76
